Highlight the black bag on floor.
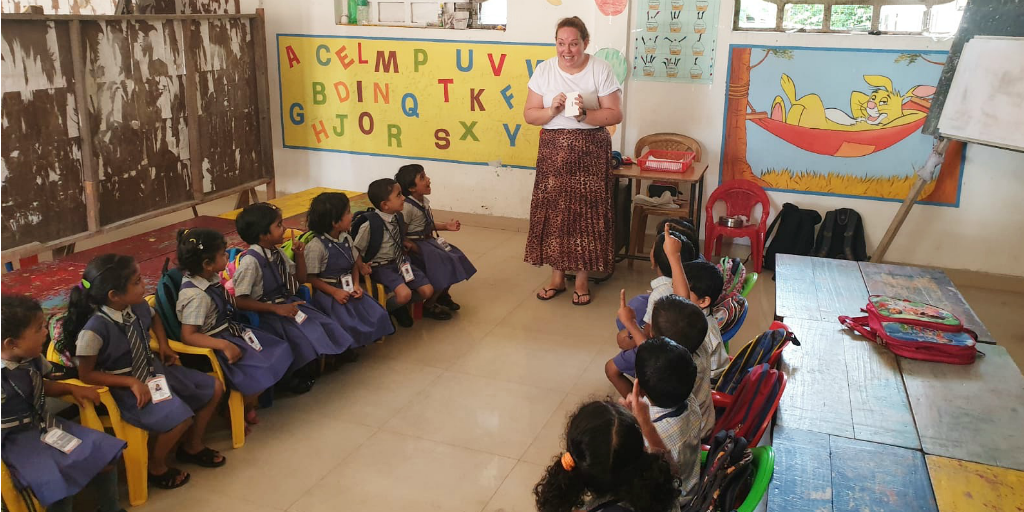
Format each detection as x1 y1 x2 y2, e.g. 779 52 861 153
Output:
813 208 867 261
683 430 753 512
762 203 821 270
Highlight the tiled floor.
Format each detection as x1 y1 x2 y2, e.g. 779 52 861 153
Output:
74 222 1022 511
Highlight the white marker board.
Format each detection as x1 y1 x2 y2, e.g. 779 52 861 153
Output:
936 36 1024 152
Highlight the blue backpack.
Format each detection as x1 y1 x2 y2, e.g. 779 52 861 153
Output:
155 258 184 342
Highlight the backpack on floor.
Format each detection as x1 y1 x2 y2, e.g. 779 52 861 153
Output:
349 209 406 262
683 430 753 512
707 364 786 447
714 328 799 395
762 203 821 270
839 295 977 364
813 208 867 261
155 258 185 342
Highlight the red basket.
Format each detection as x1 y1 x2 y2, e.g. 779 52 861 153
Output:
638 150 695 173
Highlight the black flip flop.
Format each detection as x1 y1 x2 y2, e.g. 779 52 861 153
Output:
176 446 226 468
147 467 191 489
572 291 592 306
536 287 567 301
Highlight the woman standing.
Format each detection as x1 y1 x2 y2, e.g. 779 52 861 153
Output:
524 16 623 306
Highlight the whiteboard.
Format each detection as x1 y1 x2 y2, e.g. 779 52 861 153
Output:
937 36 1024 152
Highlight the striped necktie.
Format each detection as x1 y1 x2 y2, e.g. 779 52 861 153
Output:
18 360 56 433
122 314 153 381
269 249 299 297
211 282 245 337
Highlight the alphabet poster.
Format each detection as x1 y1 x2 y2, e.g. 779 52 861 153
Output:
632 0 719 83
277 35 554 168
720 45 965 206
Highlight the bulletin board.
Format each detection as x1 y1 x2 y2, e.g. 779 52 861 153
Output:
277 35 555 169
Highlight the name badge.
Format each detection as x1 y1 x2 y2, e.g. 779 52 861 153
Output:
41 428 81 454
435 236 452 252
242 329 263 352
399 260 415 282
294 309 308 324
340 273 355 292
147 375 173 403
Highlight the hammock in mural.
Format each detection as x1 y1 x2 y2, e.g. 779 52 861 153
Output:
746 99 929 158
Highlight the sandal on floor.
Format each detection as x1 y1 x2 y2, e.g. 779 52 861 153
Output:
176 446 226 468
572 291 592 306
147 467 190 489
536 287 567 301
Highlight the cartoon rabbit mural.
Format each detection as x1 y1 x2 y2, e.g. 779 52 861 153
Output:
770 74 937 131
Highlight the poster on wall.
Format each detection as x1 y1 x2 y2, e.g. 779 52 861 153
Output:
278 35 554 168
720 45 965 207
632 0 719 83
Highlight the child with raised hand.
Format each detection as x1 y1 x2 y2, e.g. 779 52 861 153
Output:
2 294 127 512
62 254 225 490
304 192 395 347
174 228 293 425
353 178 443 327
233 202 355 388
681 260 729 379
533 400 681 512
395 163 477 313
626 336 702 505
606 227 695 398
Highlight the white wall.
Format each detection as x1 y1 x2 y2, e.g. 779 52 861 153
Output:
256 0 1024 275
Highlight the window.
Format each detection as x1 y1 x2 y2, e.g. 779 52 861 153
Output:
734 0 965 35
335 0 507 29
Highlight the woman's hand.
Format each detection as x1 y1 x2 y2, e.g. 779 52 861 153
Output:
548 92 567 117
572 94 586 122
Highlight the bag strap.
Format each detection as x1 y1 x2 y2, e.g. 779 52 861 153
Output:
839 315 877 342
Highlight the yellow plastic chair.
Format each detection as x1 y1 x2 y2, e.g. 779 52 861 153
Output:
3 458 44 512
363 273 389 310
45 343 150 507
145 295 246 449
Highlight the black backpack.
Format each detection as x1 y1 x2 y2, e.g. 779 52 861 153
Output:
762 203 822 270
683 430 753 512
813 208 867 261
349 208 406 262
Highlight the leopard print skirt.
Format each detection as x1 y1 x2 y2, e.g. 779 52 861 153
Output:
525 128 614 273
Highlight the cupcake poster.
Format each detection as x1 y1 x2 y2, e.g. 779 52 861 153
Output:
632 0 719 83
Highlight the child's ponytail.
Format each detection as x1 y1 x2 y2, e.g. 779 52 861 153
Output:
534 452 588 512
61 254 137 356
615 451 680 512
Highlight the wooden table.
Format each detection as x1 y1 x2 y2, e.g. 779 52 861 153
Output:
768 425 938 512
773 256 1024 510
612 163 708 259
774 255 994 344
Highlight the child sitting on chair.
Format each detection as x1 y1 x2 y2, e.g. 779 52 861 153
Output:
395 163 476 313
352 179 447 327
233 202 355 390
682 260 729 379
2 294 128 511
606 226 695 398
625 336 702 505
304 192 395 347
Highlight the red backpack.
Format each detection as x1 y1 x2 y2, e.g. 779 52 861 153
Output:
708 363 785 446
839 295 977 365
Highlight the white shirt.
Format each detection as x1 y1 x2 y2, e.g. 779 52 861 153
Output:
644 276 675 325
705 313 729 379
527 55 621 130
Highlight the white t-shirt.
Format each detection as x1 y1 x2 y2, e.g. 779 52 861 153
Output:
527 55 621 130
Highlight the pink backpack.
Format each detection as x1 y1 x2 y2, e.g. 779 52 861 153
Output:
839 295 977 365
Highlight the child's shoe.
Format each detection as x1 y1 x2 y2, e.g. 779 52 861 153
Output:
438 292 461 311
392 307 415 328
423 304 453 321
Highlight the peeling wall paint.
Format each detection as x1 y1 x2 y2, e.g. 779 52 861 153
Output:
1 20 89 248
1 0 117 14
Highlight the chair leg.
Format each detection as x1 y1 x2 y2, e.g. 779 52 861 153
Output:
714 235 723 257
229 390 246 449
704 232 714 260
627 206 643 268
121 424 150 506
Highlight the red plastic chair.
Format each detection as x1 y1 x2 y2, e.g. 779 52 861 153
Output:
704 180 771 272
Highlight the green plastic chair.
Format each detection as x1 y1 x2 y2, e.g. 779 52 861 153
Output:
698 445 775 512
741 272 758 298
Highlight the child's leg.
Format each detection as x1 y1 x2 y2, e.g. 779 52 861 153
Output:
392 283 413 305
93 465 122 512
416 283 435 302
604 359 634 398
183 378 225 456
151 418 193 476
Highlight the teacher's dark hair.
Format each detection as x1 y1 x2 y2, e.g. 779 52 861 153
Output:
556 16 589 43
